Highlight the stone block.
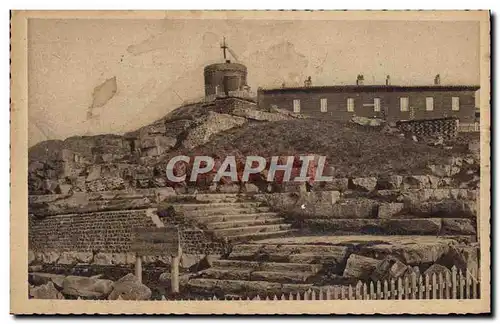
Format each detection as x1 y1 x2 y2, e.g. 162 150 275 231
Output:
93 253 114 266
350 177 377 192
403 175 431 189
108 273 152 300
244 183 260 193
29 272 66 289
37 251 60 265
86 165 102 182
383 218 442 235
57 252 78 265
436 244 479 273
59 184 73 195
442 218 476 235
371 256 407 280
377 175 403 190
155 187 176 202
360 240 451 265
62 275 114 298
389 260 408 278
29 282 65 300
378 203 405 219
181 254 203 269
330 199 378 219
317 178 349 192
428 164 455 177
218 183 241 193
343 254 381 280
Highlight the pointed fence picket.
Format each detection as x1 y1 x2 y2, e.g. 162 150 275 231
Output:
158 266 479 301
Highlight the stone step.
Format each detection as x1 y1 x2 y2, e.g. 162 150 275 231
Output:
198 268 314 283
213 224 292 237
212 259 322 273
191 212 280 224
250 271 314 284
187 278 317 296
182 206 272 217
194 193 242 203
225 229 298 243
205 217 285 230
187 278 283 295
199 268 253 281
304 218 476 236
172 201 262 210
369 188 478 202
228 252 346 265
229 244 348 264
231 244 349 256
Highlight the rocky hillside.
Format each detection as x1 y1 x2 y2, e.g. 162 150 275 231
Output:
28 98 477 195
162 119 462 178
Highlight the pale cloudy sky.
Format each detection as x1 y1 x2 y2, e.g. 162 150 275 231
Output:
28 18 480 146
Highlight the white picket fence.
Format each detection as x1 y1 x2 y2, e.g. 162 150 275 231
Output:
162 266 480 301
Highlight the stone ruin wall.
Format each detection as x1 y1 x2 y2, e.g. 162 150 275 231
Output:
396 117 459 140
28 194 223 271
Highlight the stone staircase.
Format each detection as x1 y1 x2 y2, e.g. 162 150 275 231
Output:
188 243 335 297
184 190 478 298
169 194 296 243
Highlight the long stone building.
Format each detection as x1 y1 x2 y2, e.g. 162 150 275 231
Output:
257 82 479 123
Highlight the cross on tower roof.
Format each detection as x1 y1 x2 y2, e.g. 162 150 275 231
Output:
221 37 228 61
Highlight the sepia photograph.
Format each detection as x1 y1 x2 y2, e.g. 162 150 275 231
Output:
10 10 490 314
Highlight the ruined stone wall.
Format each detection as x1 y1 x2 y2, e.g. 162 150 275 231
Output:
212 97 258 114
396 117 458 139
29 209 156 253
159 210 224 255
29 208 223 256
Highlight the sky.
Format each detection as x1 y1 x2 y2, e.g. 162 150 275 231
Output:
28 18 480 146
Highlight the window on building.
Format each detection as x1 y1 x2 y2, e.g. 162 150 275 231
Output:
293 99 301 113
400 97 409 111
452 97 460 111
320 98 327 112
426 97 434 111
347 98 354 112
374 98 381 112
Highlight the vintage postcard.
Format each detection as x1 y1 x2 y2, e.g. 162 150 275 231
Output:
10 10 490 314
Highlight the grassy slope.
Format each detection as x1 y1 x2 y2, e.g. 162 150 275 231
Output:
164 119 456 178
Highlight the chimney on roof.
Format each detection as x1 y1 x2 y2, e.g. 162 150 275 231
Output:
434 74 441 85
386 75 391 86
356 75 364 86
304 76 312 87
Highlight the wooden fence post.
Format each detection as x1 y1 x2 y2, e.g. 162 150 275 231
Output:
404 276 409 300
444 272 451 299
452 266 458 299
135 254 142 283
459 270 465 299
390 279 396 300
418 275 424 300
432 273 438 299
472 267 478 299
171 243 181 294
466 268 472 299
410 272 417 300
425 274 430 299
397 277 403 300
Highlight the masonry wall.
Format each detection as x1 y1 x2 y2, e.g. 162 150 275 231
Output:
397 118 459 140
211 97 258 114
29 207 223 256
258 89 477 123
28 209 156 253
